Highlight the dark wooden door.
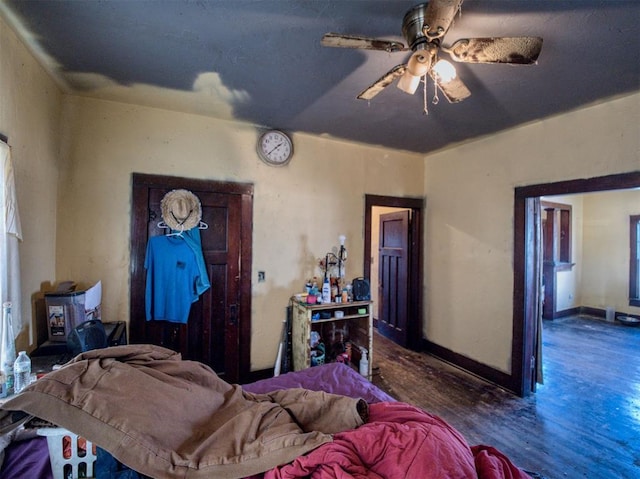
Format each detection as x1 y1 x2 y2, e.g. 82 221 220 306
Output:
129 173 253 383
377 210 410 347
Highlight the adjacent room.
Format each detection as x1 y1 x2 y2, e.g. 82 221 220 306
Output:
0 1 638 478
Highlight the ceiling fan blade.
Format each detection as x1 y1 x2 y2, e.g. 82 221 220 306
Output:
447 37 543 64
321 33 405 53
423 0 463 40
430 72 472 103
357 64 407 100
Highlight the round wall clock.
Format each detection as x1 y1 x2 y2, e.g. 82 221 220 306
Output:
257 130 293 166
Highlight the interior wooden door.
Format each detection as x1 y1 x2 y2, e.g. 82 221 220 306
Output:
129 173 253 383
377 210 410 347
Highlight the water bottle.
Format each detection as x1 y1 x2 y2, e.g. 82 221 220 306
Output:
359 348 369 377
1 302 16 394
13 351 31 394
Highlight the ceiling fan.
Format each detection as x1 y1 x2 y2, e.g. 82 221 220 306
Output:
321 0 543 104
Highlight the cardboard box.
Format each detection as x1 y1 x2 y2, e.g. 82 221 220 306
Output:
45 282 101 342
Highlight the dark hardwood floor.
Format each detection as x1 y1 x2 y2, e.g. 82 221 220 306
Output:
371 315 640 479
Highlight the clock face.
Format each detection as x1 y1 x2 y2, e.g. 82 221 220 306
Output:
257 130 293 166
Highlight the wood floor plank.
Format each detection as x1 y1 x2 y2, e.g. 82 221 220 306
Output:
371 315 640 479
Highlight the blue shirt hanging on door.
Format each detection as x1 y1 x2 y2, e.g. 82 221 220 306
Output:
181 227 211 297
145 234 205 324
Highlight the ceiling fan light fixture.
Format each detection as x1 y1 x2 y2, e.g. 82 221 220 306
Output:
407 51 432 76
396 72 422 95
433 59 457 83
397 49 434 94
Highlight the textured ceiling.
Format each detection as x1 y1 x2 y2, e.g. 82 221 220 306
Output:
1 0 639 154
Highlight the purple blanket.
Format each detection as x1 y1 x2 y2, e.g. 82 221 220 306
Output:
243 363 394 403
0 436 52 479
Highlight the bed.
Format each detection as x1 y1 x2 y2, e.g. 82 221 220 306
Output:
0 346 534 479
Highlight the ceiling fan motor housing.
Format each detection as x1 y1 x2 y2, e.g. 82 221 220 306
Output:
403 1 463 50
402 3 430 51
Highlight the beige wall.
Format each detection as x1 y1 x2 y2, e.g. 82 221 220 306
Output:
424 92 640 373
542 190 640 316
56 97 424 370
581 189 640 314
0 15 62 352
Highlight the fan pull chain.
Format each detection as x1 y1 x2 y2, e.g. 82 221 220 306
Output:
431 75 440 105
422 74 429 115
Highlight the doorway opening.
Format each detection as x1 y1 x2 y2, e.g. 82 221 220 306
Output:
513 171 640 396
364 195 424 351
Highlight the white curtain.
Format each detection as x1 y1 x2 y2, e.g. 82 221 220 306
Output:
0 141 23 341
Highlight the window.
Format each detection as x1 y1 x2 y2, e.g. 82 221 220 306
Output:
630 215 640 307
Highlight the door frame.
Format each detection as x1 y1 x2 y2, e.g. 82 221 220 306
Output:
513 171 640 396
129 173 254 381
364 194 424 350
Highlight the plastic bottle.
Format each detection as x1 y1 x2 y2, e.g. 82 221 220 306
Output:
1 302 17 394
322 276 331 304
13 351 31 394
310 278 319 302
359 348 369 377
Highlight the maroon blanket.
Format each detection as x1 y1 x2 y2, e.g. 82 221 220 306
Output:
263 402 531 479
245 364 531 479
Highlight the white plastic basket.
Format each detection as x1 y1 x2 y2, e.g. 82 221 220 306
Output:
37 427 96 479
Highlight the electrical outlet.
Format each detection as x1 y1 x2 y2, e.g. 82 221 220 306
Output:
258 271 265 282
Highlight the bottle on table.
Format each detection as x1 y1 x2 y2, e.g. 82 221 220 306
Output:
322 276 331 304
14 350 31 394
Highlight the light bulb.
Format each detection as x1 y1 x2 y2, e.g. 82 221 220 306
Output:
339 235 346 246
433 59 457 84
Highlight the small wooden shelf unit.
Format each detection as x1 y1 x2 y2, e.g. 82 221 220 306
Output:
290 298 373 380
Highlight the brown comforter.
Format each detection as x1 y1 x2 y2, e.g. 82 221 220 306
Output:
0 345 366 479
